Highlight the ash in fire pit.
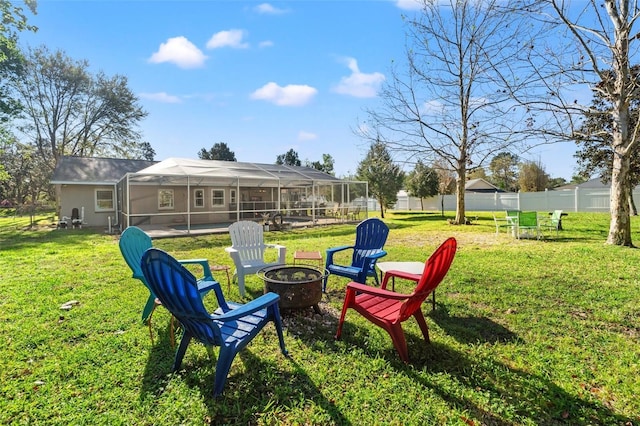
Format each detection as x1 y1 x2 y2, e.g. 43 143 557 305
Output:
257 265 328 314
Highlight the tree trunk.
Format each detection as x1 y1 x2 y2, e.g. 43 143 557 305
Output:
454 166 466 224
607 151 633 246
629 191 637 216
378 198 385 218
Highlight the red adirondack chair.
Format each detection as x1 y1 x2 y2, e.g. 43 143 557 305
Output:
335 237 457 363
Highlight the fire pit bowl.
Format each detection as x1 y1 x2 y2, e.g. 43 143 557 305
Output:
257 264 328 313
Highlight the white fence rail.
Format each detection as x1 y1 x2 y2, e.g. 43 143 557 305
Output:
393 187 627 213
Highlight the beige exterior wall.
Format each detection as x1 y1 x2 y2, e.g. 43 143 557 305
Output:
57 184 117 228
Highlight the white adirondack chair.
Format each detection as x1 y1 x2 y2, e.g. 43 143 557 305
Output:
225 221 286 296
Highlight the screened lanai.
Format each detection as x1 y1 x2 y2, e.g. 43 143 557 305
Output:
116 158 369 232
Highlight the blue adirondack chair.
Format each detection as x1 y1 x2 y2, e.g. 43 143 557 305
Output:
323 217 389 292
119 226 218 344
140 247 288 396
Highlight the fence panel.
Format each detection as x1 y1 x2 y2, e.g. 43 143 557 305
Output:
393 187 640 213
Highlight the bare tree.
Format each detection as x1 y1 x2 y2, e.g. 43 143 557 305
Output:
359 0 536 224
513 1 640 246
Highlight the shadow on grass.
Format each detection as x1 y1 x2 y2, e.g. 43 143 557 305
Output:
326 311 635 425
428 306 522 345
139 324 350 425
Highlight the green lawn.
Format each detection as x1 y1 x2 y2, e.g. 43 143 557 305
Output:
1 211 639 425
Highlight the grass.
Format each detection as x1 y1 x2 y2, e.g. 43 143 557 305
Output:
1 211 639 425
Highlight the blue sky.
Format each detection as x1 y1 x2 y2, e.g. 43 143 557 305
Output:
20 0 578 180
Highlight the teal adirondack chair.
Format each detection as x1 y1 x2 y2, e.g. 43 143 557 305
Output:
140 247 288 396
118 226 218 344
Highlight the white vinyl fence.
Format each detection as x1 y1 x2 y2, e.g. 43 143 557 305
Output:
393 187 624 213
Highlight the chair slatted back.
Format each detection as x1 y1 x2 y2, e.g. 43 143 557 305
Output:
399 237 457 321
141 248 220 346
119 226 153 283
229 221 267 264
352 218 389 268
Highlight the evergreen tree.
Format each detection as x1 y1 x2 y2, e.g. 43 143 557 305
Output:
356 141 404 218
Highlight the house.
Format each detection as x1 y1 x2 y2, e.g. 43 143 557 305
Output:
51 156 367 232
464 178 504 193
51 156 157 229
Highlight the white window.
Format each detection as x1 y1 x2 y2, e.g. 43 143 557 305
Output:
230 189 237 204
95 189 114 211
211 189 225 207
194 189 204 208
158 189 174 210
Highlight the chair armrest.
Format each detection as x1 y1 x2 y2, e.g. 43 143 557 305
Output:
266 244 287 264
326 245 353 264
178 258 213 281
362 250 387 269
225 247 241 266
381 270 421 289
265 243 285 250
211 292 280 321
346 282 409 300
366 250 387 261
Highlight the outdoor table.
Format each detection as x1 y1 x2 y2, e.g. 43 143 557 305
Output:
376 261 435 310
548 211 569 230
293 250 323 268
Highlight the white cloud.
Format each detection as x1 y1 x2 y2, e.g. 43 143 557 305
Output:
332 57 385 98
206 29 249 49
148 36 207 69
259 40 274 48
254 3 288 14
395 0 422 10
298 131 318 141
139 92 182 103
250 82 318 106
422 100 445 113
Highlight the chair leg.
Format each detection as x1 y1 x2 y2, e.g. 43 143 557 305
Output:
213 347 237 396
386 324 410 363
270 305 288 355
413 309 431 344
335 289 355 339
237 271 246 297
142 294 157 324
172 332 193 372
147 306 156 344
169 315 176 349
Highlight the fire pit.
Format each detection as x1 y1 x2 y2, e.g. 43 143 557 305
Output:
257 265 328 313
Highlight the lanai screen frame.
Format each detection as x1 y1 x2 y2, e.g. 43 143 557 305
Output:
116 159 368 232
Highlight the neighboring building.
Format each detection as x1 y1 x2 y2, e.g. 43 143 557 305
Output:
51 156 367 231
464 178 504 193
394 178 503 210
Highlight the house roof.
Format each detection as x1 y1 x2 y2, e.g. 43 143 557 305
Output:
52 156 355 188
465 178 503 193
51 156 158 185
554 178 608 191
127 157 348 187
